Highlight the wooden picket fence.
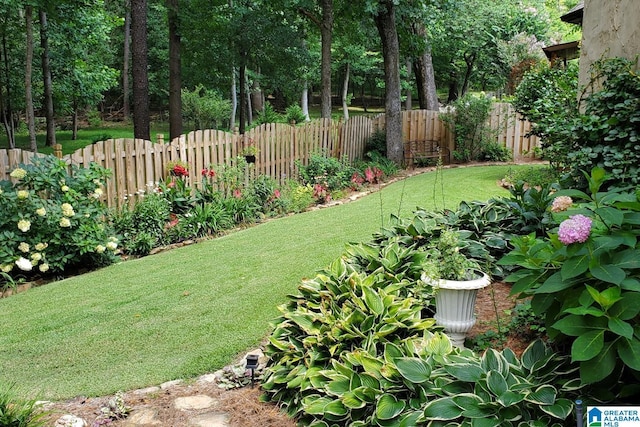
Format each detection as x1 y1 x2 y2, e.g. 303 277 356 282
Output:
0 103 539 208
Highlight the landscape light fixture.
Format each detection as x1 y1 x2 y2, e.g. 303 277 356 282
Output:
245 354 259 387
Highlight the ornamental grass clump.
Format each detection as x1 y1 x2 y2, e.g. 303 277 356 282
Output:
0 156 118 285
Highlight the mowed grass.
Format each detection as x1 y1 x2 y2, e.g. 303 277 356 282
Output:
0 164 536 400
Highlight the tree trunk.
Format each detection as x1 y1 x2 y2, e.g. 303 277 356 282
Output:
167 0 182 140
238 58 246 134
1 33 15 148
301 81 310 121
374 1 403 165
131 0 150 140
72 100 78 140
246 71 252 125
123 0 131 119
411 24 438 111
25 6 37 152
39 9 56 147
320 0 333 119
461 51 476 97
230 67 237 130
405 58 412 111
341 62 350 121
250 71 263 115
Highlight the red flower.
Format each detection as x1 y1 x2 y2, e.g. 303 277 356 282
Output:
172 164 189 177
201 168 216 178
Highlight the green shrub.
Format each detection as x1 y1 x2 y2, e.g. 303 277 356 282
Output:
499 168 640 396
285 104 307 124
181 85 232 130
0 156 118 280
297 152 356 192
254 102 283 125
441 94 494 162
280 181 314 213
565 57 640 190
364 129 387 157
481 142 512 162
503 166 560 188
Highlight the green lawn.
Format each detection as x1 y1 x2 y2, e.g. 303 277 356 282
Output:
0 165 534 400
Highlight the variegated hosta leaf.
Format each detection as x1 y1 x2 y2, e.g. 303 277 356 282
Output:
376 394 406 420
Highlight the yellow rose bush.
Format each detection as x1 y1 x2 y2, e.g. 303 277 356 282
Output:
0 156 118 285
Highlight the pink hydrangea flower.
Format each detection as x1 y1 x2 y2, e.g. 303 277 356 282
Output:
558 214 592 245
551 196 573 212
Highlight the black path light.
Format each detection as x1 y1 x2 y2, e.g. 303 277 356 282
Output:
245 354 259 387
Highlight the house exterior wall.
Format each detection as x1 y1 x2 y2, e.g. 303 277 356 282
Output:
579 0 640 89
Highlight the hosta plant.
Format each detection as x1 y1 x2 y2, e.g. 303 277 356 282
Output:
261 256 439 425
499 167 640 394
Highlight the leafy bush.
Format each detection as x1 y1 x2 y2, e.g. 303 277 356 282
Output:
0 156 118 281
181 85 232 130
364 129 387 157
503 166 560 188
297 152 356 192
254 102 283 125
480 142 512 162
514 58 639 190
441 94 494 162
564 57 640 190
280 181 314 213
285 104 307 124
499 168 640 395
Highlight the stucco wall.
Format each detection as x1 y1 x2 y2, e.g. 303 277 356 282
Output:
579 0 640 89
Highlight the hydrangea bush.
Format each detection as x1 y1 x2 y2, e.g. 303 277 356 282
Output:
499 168 640 396
0 156 118 283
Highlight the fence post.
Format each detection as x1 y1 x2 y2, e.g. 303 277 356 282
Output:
156 133 164 144
53 144 62 159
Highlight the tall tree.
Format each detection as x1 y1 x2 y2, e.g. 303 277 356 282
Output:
167 0 181 139
24 5 37 152
410 23 438 110
373 0 402 164
131 0 150 139
297 0 333 119
39 8 56 147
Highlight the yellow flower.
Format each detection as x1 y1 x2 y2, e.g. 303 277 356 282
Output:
95 245 106 254
36 207 47 216
18 242 30 253
31 252 42 262
17 219 31 232
17 190 29 199
106 241 118 251
35 242 48 251
61 185 69 192
1 264 13 273
61 203 75 217
10 168 26 179
93 188 104 198
59 217 71 228
39 263 49 273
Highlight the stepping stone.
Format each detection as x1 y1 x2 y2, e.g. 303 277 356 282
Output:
122 409 162 426
174 395 216 411
188 412 229 427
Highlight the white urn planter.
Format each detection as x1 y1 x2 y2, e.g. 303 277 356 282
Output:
421 271 491 348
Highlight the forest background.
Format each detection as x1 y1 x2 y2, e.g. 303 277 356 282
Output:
1 0 580 161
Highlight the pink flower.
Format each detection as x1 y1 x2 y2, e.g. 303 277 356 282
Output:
233 189 243 198
551 196 573 212
558 214 592 245
167 181 176 189
273 189 281 198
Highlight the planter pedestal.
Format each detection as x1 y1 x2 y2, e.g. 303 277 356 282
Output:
422 272 490 348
